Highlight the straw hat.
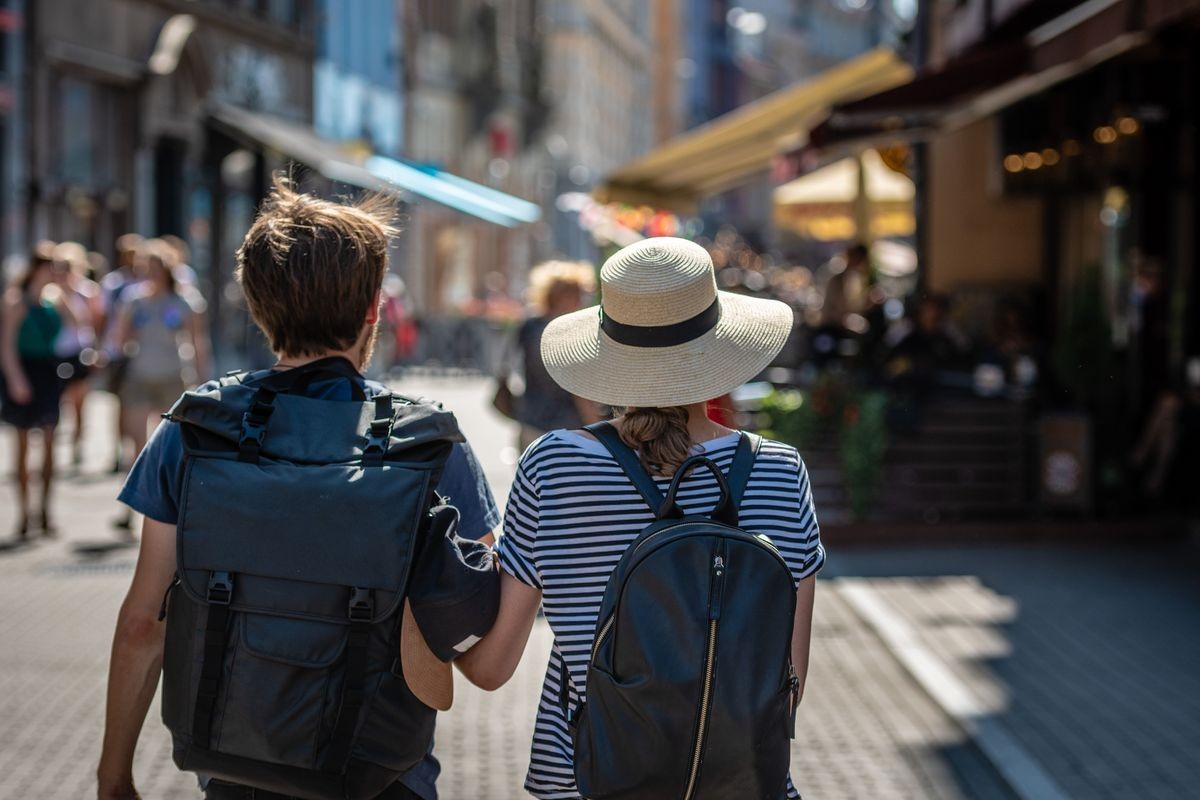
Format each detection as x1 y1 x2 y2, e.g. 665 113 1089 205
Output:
541 237 793 407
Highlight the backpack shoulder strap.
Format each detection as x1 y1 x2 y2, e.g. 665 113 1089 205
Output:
725 431 762 514
584 421 666 514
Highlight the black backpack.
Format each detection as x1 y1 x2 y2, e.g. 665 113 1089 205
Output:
158 360 464 800
568 422 800 800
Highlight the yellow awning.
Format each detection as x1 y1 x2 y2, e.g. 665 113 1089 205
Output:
593 49 913 212
774 149 914 205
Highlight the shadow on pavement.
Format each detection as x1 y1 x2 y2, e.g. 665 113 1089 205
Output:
71 539 139 558
0 538 37 556
834 537 1200 800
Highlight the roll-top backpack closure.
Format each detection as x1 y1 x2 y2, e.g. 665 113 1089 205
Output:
166 359 463 468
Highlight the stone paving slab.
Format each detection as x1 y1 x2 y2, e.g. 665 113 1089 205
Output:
835 544 1200 800
1 386 1010 799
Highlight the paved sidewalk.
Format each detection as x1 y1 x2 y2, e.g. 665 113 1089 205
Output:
834 543 1200 800
0 383 1009 799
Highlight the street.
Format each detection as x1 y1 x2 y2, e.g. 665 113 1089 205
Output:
1 376 1196 798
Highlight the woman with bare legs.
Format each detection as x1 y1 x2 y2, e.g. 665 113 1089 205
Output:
1 244 74 540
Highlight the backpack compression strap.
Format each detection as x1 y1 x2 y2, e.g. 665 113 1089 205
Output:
584 422 666 513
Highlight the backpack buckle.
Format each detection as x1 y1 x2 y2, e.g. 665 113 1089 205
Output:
348 587 374 622
239 420 266 448
207 571 234 605
238 406 272 459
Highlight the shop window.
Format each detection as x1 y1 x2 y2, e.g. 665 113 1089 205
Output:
56 74 118 189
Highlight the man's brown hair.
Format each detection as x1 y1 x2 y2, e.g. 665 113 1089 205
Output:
236 176 396 359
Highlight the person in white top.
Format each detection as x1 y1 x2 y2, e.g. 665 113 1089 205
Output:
52 241 103 467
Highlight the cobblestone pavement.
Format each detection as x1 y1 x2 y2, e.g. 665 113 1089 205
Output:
835 543 1200 800
1 379 1009 799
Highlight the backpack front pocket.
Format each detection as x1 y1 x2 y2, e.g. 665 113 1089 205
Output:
211 614 347 769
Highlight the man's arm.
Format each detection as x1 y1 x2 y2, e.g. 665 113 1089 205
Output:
97 518 177 799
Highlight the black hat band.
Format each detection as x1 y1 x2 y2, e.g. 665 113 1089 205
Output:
599 298 722 348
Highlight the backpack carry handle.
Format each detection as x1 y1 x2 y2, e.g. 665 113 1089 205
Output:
236 358 376 464
255 356 368 401
658 455 738 526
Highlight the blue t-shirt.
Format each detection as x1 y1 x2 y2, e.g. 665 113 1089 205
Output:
118 369 501 800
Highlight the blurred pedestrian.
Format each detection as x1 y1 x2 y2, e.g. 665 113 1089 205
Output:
111 239 209 532
1 243 75 539
812 243 874 366
1131 357 1200 500
382 272 418 368
497 260 603 450
458 238 823 800
101 233 145 473
882 293 969 429
52 241 103 467
160 234 198 286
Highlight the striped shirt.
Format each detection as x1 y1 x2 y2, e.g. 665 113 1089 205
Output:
496 429 825 800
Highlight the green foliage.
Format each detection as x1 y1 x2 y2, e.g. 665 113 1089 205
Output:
759 388 815 447
759 375 888 522
840 392 888 520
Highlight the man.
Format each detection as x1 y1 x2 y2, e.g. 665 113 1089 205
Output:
97 179 500 800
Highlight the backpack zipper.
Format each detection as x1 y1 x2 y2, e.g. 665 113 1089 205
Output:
591 614 615 665
157 574 181 621
683 548 726 800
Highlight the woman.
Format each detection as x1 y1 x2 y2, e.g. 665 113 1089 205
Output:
506 260 602 449
113 239 209 531
52 241 103 467
458 238 823 799
1 243 73 538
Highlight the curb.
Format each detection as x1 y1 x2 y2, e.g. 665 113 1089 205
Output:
834 578 1070 800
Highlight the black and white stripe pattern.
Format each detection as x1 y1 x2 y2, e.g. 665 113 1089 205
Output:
497 430 824 800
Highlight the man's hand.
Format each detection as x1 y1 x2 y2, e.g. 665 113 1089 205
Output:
97 774 140 799
98 518 177 798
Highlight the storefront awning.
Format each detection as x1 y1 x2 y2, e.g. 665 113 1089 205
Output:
209 105 540 228
774 149 914 205
365 157 541 227
592 48 913 212
210 104 384 190
797 0 1150 162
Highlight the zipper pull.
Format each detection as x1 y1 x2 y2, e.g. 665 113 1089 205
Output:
787 663 800 739
158 574 181 621
709 552 726 620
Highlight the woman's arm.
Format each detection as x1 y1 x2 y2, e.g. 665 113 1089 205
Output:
791 576 817 701
1 292 31 403
51 286 78 327
114 305 133 356
455 572 542 691
187 310 211 384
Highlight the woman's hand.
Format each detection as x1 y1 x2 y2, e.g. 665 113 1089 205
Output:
7 372 32 405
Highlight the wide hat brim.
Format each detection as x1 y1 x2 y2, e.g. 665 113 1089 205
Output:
400 600 454 711
541 290 793 408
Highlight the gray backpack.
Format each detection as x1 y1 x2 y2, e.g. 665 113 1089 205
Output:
158 360 464 799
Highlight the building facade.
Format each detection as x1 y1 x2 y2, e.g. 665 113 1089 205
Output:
7 0 318 364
